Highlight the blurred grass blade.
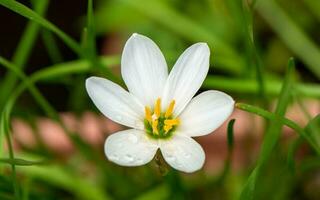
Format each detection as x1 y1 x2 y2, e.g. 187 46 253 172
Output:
256 0 320 79
236 103 320 154
41 29 63 63
216 119 236 184
18 165 110 200
287 137 303 172
134 184 169 200
227 119 235 150
305 115 320 148
240 58 295 200
204 76 320 98
84 0 97 59
303 0 320 22
0 158 45 166
0 56 59 121
1 109 20 199
119 0 245 74
0 0 82 56
0 0 49 110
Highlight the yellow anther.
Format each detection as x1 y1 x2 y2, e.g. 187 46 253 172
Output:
165 100 175 118
164 124 173 133
152 119 159 134
164 119 180 126
145 106 152 122
154 98 161 117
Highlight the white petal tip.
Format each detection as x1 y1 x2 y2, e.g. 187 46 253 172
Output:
196 43 210 53
85 76 101 90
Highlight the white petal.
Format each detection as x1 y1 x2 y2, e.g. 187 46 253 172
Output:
160 135 205 173
162 43 210 116
86 77 144 129
178 90 234 137
105 129 158 166
121 33 168 107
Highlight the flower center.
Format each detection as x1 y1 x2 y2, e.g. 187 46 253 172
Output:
144 98 179 139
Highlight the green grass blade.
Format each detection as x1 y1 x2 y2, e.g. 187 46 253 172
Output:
287 137 303 172
256 0 320 79
305 115 320 149
303 0 320 22
0 0 49 109
41 29 63 63
204 76 320 98
119 0 245 74
216 119 236 184
18 165 110 200
0 0 82 56
0 57 59 121
84 0 97 59
227 119 235 150
239 58 295 200
1 109 20 199
236 103 320 154
0 158 46 166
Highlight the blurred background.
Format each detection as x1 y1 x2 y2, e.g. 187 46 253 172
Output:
0 0 319 199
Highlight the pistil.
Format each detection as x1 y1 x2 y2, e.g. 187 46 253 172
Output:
144 98 179 139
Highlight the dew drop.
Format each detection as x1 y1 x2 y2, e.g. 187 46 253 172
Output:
109 154 119 161
116 115 122 121
128 134 138 143
183 153 191 158
166 155 176 162
117 142 124 148
124 154 134 162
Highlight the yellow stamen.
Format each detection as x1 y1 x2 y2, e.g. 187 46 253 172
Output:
154 98 161 117
165 100 175 118
164 119 180 126
152 119 159 134
164 124 173 133
145 106 152 122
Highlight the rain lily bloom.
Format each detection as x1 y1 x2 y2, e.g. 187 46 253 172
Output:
86 33 234 173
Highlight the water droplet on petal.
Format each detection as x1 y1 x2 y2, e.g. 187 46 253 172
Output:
124 154 134 162
166 155 176 162
117 142 124 148
109 154 119 161
128 134 138 144
116 115 122 121
136 158 143 164
183 153 191 158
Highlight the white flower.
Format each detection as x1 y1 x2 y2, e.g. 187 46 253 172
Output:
86 33 234 173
